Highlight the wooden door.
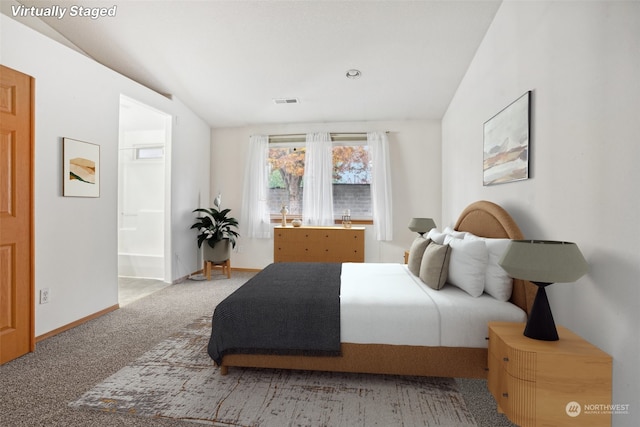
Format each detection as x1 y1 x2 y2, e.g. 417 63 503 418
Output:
0 65 34 364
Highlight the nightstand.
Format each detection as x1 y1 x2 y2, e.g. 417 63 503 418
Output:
487 322 612 427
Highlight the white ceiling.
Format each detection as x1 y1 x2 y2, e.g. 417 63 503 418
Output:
7 0 502 128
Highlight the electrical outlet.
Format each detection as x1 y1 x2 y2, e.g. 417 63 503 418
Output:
40 288 50 304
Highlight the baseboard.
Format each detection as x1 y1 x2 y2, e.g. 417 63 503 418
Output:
35 304 120 343
173 273 194 284
34 267 260 342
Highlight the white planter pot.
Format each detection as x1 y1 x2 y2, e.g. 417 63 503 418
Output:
203 239 230 263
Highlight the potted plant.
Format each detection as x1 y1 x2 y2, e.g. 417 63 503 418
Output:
191 196 239 263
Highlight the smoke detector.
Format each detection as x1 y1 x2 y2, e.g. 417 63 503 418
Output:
346 69 362 79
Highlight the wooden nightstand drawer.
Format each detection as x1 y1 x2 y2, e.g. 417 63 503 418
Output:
487 351 507 412
505 372 537 426
489 325 536 382
505 347 536 382
488 327 505 359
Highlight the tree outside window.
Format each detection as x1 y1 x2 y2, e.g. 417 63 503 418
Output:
268 146 305 215
268 144 371 220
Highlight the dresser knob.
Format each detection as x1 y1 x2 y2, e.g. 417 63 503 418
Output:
502 393 509 398
503 357 509 362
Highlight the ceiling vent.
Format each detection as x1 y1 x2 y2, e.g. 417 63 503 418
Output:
273 98 300 105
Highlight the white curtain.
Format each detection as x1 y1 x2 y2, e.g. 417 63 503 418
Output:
303 132 334 225
367 132 393 241
241 135 272 238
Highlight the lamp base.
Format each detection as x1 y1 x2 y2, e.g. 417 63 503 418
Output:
524 283 559 341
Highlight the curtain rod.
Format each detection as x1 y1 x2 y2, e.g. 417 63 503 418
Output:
268 131 389 144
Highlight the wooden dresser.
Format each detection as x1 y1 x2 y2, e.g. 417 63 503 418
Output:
487 322 612 427
273 226 365 263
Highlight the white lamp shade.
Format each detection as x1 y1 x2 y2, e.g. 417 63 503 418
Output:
498 240 588 283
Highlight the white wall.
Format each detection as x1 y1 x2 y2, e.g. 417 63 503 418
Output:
210 120 441 269
169 97 211 280
1 15 210 336
442 2 640 425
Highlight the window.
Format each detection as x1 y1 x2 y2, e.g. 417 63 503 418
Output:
267 142 371 220
243 132 391 240
135 146 164 160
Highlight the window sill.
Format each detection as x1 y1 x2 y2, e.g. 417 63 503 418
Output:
269 217 372 226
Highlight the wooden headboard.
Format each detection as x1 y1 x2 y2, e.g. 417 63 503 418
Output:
453 200 536 315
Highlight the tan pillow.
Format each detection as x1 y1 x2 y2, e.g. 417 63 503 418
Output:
407 237 431 276
419 242 452 290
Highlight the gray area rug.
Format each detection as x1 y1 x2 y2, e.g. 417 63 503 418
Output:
70 316 478 426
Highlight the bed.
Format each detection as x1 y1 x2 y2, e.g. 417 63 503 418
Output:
209 200 537 378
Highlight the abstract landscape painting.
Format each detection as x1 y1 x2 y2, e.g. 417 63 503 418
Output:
63 138 100 197
483 91 530 186
70 157 96 184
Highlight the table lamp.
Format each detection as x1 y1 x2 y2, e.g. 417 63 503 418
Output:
408 218 436 237
498 240 588 341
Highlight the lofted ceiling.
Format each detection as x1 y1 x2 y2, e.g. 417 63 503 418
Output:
6 0 502 128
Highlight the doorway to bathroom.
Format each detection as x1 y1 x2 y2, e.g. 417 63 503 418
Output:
118 96 172 290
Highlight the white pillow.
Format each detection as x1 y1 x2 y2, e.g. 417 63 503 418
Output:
428 228 465 245
426 229 448 244
464 233 513 301
444 236 489 297
443 226 467 239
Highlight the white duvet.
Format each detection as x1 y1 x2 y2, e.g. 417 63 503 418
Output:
340 263 527 348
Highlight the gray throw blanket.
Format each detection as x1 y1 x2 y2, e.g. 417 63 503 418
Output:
208 262 342 365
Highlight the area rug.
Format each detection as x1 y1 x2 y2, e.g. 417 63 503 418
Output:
69 316 477 426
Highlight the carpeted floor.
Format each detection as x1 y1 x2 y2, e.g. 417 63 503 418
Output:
118 277 172 307
0 271 515 427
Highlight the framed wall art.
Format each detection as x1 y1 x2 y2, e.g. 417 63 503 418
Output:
63 137 100 197
483 91 531 186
